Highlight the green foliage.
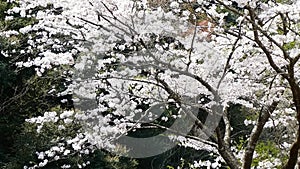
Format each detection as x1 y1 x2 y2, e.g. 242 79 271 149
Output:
283 41 300 50
275 0 293 4
0 2 138 169
87 150 138 169
0 1 37 30
0 0 14 21
0 62 16 91
252 141 281 167
227 104 254 143
0 2 43 167
166 165 175 169
235 137 248 151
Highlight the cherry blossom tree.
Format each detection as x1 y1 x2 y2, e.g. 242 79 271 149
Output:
6 0 300 168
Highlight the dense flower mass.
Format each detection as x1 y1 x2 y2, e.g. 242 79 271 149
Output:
2 0 300 168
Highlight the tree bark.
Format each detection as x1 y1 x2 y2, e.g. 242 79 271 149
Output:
283 80 300 169
242 102 278 169
216 127 240 169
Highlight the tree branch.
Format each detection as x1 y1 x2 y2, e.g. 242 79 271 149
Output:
216 127 240 169
242 101 278 169
247 7 288 79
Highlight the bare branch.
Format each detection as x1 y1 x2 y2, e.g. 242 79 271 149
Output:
100 1 138 35
186 20 198 71
217 1 292 62
247 7 288 79
138 38 219 98
217 36 240 89
77 17 110 32
140 123 218 148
